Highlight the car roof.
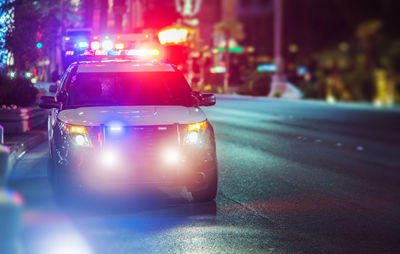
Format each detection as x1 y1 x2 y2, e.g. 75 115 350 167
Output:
74 60 176 73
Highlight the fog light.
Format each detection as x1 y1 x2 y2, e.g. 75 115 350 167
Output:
101 150 119 167
163 149 180 164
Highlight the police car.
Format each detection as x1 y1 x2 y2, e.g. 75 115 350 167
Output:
39 59 217 202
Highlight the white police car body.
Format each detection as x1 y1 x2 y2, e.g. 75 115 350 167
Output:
40 60 217 202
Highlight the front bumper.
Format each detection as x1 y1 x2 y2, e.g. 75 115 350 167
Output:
52 122 217 195
55 145 216 194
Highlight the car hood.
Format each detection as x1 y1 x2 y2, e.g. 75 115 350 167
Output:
57 106 207 126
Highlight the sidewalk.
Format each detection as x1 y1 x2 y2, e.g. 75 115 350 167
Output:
0 128 44 254
3 128 47 177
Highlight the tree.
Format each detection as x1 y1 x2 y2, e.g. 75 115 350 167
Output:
37 0 80 74
1 0 40 74
1 0 80 77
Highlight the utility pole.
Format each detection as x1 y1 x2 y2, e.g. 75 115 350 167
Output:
269 0 302 98
55 0 65 75
222 0 236 94
269 0 285 97
60 0 65 35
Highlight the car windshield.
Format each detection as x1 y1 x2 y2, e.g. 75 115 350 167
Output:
66 71 193 107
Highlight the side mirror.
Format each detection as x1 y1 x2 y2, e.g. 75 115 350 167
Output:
56 91 67 103
199 93 216 106
39 96 60 109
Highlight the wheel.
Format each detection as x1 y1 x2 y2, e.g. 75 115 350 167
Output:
192 163 218 202
192 128 218 202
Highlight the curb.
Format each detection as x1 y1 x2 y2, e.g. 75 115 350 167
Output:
214 94 400 112
6 131 47 178
0 107 47 134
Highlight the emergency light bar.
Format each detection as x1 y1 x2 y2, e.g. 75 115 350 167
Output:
90 41 101 50
64 32 154 52
82 49 160 57
64 33 161 63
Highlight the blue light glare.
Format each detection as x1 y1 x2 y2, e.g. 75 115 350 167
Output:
257 64 277 72
110 126 122 132
106 122 124 136
297 66 308 75
78 41 89 49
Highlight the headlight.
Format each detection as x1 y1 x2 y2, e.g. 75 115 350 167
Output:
74 134 88 146
183 120 207 145
100 149 119 168
60 123 90 147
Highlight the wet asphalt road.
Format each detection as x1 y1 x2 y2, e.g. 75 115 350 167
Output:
8 96 400 253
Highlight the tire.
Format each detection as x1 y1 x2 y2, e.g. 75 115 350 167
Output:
192 163 218 202
192 128 218 202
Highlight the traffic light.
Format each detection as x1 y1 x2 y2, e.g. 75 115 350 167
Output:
36 42 43 49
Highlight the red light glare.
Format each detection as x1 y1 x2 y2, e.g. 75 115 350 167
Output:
158 28 189 45
126 49 160 56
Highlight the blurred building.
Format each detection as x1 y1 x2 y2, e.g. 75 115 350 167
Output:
198 0 273 54
79 0 272 53
81 0 177 34
236 0 273 55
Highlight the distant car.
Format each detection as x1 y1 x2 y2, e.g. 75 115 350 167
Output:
39 59 217 202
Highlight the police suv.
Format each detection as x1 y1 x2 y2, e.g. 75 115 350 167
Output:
39 59 217 202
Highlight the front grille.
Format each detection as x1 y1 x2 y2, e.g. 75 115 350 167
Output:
104 124 179 164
